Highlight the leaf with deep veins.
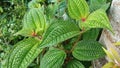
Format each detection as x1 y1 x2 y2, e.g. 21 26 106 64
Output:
39 20 80 48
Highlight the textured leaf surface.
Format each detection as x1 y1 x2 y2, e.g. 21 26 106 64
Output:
46 3 58 19
6 38 42 68
16 8 46 36
40 48 66 68
82 28 101 40
72 40 105 61
40 20 80 48
79 9 113 33
68 0 89 19
66 59 85 68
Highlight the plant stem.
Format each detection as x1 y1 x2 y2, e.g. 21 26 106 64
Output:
70 31 85 52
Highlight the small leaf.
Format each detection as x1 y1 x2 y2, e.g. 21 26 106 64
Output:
79 9 113 33
40 48 66 68
72 40 105 61
66 59 85 68
68 0 89 19
15 8 46 36
102 62 115 68
46 3 59 19
6 38 42 68
40 20 80 48
28 1 41 8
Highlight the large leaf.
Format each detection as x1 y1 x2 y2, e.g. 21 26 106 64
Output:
72 40 105 61
68 0 89 19
6 38 42 68
79 9 113 33
40 48 66 68
89 0 110 12
16 8 46 36
39 20 80 48
66 59 85 68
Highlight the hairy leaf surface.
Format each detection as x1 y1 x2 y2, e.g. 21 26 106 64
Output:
40 20 80 48
6 38 42 68
16 8 46 36
79 9 113 33
68 0 89 19
72 40 105 61
40 48 66 68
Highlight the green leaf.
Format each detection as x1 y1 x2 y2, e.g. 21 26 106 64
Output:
110 48 120 62
82 28 101 40
72 40 105 61
28 1 41 8
102 62 115 68
40 48 66 68
15 8 46 36
102 47 114 62
68 0 89 19
46 3 58 19
66 59 85 68
39 20 80 48
89 0 110 12
56 1 67 17
79 9 113 33
6 38 42 68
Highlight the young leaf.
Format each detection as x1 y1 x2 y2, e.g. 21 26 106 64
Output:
28 1 41 8
102 62 115 68
46 3 58 19
72 40 105 61
102 47 114 62
68 0 89 19
40 48 66 68
79 9 113 33
6 38 42 68
66 59 85 68
15 8 46 36
39 20 80 48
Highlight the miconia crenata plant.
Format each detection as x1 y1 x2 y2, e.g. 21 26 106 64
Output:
4 0 113 68
15 8 47 37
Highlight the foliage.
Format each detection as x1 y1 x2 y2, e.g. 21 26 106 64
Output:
102 48 120 68
0 0 113 68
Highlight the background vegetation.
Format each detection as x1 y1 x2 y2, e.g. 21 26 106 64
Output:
0 0 113 68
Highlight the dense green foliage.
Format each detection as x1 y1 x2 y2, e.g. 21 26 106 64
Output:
0 0 113 68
